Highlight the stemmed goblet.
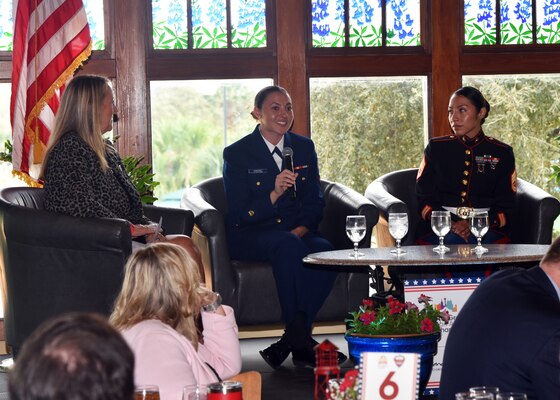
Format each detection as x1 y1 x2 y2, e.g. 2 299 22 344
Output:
431 210 451 254
470 211 489 254
346 215 366 258
388 212 408 255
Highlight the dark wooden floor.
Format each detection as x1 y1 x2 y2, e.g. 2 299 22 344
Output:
240 334 355 400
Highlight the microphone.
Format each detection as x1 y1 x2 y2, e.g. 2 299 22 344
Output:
282 147 296 199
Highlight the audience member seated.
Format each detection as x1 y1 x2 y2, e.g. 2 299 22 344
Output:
439 236 560 399
110 243 242 400
8 313 134 400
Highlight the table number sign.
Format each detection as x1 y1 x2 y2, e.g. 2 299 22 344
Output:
359 352 420 400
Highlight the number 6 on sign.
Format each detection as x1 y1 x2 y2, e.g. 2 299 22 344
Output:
359 352 420 400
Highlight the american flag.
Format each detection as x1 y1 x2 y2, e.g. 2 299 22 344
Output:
10 0 92 185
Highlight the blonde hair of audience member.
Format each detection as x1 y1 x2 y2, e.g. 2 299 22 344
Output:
40 75 112 179
110 243 217 349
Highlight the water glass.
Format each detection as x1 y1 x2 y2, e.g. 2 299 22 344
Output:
431 210 451 254
456 393 495 400
496 393 527 400
182 384 208 400
346 215 366 258
388 212 408 255
470 386 500 399
470 211 489 254
135 385 160 400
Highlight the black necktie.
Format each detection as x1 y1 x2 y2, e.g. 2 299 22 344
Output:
272 147 282 158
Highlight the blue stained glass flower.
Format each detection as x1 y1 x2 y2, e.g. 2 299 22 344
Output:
313 24 331 37
501 3 510 23
405 13 413 27
542 0 560 26
335 2 345 22
208 0 225 25
478 0 494 11
351 0 375 25
477 10 494 27
312 0 332 37
192 4 202 27
465 0 472 17
514 0 531 24
312 0 330 22
166 1 185 26
236 0 265 29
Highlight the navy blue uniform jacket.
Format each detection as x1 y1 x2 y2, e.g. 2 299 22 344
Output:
223 126 325 240
439 266 560 400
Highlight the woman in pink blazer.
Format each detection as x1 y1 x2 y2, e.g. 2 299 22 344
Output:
110 243 242 400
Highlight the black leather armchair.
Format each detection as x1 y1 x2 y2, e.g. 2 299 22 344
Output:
365 168 560 246
0 186 194 355
181 177 379 327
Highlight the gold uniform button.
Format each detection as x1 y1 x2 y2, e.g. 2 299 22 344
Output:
465 149 471 155
463 170 469 176
302 177 306 181
465 161 470 166
248 210 255 217
276 218 282 223
462 180 468 185
256 181 261 186
461 191 467 197
461 198 466 203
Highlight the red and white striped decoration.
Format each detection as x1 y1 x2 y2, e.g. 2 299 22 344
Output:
10 0 91 185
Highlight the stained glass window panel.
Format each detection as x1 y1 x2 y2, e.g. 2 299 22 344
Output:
0 2 12 51
231 0 266 48
386 0 421 46
349 0 382 47
152 0 189 49
84 0 105 50
192 0 228 49
500 0 533 44
0 1 104 51
536 0 560 44
465 0 497 45
311 0 346 48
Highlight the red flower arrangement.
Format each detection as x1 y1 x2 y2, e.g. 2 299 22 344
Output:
347 294 450 336
328 368 359 400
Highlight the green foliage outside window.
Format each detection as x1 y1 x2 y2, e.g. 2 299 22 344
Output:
311 79 425 194
464 75 560 197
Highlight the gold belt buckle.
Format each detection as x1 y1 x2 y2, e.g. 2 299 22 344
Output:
457 207 474 219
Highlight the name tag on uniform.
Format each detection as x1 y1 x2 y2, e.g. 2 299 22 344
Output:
248 168 268 174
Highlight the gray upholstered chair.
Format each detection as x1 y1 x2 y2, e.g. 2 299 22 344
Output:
181 177 379 327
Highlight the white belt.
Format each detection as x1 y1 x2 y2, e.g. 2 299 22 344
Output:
443 206 490 219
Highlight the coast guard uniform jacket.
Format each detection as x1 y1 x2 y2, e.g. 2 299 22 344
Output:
222 125 337 326
223 126 324 236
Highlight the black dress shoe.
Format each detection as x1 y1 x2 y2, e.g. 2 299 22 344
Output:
259 338 292 369
292 346 348 368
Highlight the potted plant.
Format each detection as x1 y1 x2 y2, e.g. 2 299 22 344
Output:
345 295 450 396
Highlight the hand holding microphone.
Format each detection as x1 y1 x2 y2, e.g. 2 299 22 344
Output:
282 147 297 200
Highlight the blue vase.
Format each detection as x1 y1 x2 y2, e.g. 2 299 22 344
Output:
345 331 441 396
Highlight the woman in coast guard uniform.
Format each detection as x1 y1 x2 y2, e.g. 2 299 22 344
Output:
222 86 343 369
416 86 517 245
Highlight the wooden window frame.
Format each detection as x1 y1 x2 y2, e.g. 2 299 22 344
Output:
0 0 559 162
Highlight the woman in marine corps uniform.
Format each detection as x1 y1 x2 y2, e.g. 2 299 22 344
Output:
415 86 517 245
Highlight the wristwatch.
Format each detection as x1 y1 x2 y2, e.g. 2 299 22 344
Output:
202 292 222 312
